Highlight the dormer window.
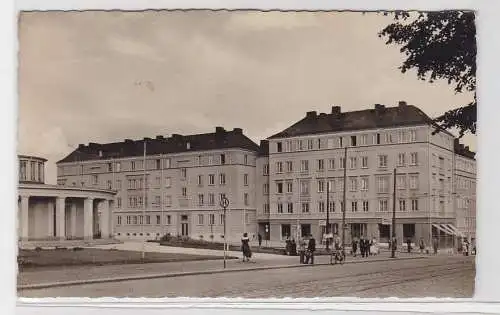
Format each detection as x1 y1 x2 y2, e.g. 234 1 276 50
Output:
98 150 103 157
186 142 191 150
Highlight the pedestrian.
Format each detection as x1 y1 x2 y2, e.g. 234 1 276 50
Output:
406 237 412 253
363 236 370 258
258 233 262 248
433 237 439 255
305 234 316 264
359 237 365 257
241 232 252 262
291 239 297 256
370 237 378 256
352 238 358 257
298 237 306 264
419 238 425 254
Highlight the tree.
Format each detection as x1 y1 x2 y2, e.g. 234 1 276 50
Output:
379 11 476 137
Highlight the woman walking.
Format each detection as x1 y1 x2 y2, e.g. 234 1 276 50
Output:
241 232 252 262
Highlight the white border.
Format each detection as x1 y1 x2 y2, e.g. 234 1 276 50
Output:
4 0 500 314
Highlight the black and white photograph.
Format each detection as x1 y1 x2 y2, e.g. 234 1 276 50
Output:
16 9 477 299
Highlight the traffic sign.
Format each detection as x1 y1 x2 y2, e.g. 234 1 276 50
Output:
219 197 229 208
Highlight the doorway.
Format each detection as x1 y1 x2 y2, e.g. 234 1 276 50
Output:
181 215 189 236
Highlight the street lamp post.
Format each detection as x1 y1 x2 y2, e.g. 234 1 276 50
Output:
326 180 330 250
341 147 347 259
220 196 230 269
391 167 397 258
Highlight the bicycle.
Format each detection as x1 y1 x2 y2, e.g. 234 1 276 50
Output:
330 247 345 265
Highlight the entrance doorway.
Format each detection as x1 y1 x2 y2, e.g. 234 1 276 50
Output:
181 215 189 236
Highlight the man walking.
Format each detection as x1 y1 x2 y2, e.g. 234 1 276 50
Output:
305 234 316 264
258 233 262 248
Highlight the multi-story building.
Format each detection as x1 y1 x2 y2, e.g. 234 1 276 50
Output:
256 101 476 247
56 127 260 243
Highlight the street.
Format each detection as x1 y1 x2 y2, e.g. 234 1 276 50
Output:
19 255 474 298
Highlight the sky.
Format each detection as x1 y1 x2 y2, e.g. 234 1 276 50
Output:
17 10 476 184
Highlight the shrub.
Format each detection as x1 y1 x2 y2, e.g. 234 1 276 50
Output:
73 247 84 251
34 246 42 252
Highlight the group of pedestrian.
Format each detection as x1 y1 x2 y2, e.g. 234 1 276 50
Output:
351 236 378 257
298 234 316 264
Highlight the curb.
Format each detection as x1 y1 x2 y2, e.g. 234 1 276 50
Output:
18 256 426 291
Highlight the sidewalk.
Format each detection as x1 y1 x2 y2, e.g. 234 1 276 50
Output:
18 249 425 290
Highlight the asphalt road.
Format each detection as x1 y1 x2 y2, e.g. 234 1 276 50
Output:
19 255 474 298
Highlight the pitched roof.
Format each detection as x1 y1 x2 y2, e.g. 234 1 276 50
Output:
57 127 260 164
454 139 476 160
267 102 453 139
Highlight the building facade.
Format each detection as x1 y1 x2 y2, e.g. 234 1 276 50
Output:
56 127 260 243
18 155 116 245
257 102 476 247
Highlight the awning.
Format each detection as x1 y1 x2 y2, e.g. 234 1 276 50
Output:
432 224 464 237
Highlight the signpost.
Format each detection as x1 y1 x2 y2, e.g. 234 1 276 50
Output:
265 224 269 247
220 196 230 269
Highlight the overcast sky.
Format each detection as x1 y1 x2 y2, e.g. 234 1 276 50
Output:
17 10 476 184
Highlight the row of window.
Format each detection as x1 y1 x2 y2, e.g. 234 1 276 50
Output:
116 213 230 226
117 192 249 209
266 153 419 175
19 160 44 182
267 174 420 195
264 199 420 214
275 130 419 153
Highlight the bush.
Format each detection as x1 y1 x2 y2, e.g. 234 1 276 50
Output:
160 233 172 242
34 246 43 252
73 247 84 251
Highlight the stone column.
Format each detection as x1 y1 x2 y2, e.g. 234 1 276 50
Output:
100 200 110 239
47 200 54 239
108 200 114 238
71 202 77 238
20 195 29 241
55 197 66 240
83 198 94 240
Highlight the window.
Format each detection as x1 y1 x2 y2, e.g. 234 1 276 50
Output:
377 176 389 193
156 159 161 170
329 201 335 212
92 175 98 185
197 175 203 186
209 174 215 185
139 215 144 225
276 162 283 173
244 193 249 206
117 197 122 208
349 157 357 169
360 134 367 145
285 141 292 152
338 137 344 147
340 201 345 212
340 157 345 169
410 174 419 190
361 157 368 168
126 216 131 225
155 176 161 186
378 199 388 212
300 181 310 195
164 195 172 206
385 133 393 143
398 153 406 166
154 195 161 206
165 177 172 187
328 159 335 170
327 138 335 149
182 187 187 197
277 142 283 152
300 160 309 172
208 156 214 165
319 201 325 213
360 177 369 191
164 158 171 168
286 181 293 193
131 161 136 171
277 182 284 194
410 152 418 166
281 224 291 239
363 201 369 212
317 159 325 171
219 173 226 185
107 163 112 172
439 156 445 169
219 214 224 225
244 174 249 186
308 139 313 150
156 215 161 225
375 133 381 144
181 168 187 179
198 194 204 205
220 154 226 165
287 203 294 213
263 164 269 175
209 193 215 205
328 180 335 192
410 130 417 142
349 177 357 191
338 179 344 192
351 201 358 212
398 131 405 143
146 215 151 225
198 214 204 225
107 180 112 189
117 216 122 225
196 155 202 166
209 214 215 225
219 193 227 202
399 199 406 211
318 180 325 193
301 203 310 213
277 203 284 213
166 215 172 225
317 138 322 149
244 155 248 165
411 199 419 211
116 162 121 172
263 183 269 194
285 161 293 172
298 140 304 151
263 203 270 214
378 155 388 168
351 136 357 146
397 175 406 189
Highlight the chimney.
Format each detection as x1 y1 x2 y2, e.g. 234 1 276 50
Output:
374 104 385 111
331 106 341 116
78 144 85 149
398 101 407 107
233 128 243 134
172 134 183 140
156 135 164 140
306 111 317 118
465 146 470 151
215 126 225 134
124 139 133 144
88 142 100 149
143 137 152 141
454 139 460 146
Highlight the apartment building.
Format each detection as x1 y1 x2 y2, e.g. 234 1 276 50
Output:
256 102 476 247
56 127 259 243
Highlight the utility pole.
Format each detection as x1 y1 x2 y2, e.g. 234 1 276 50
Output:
391 167 397 258
141 140 147 260
326 179 330 250
341 147 347 258
220 197 229 269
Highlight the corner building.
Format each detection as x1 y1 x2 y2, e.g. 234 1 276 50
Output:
56 127 259 243
256 102 476 247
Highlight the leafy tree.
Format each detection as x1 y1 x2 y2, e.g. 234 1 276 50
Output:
379 11 476 137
